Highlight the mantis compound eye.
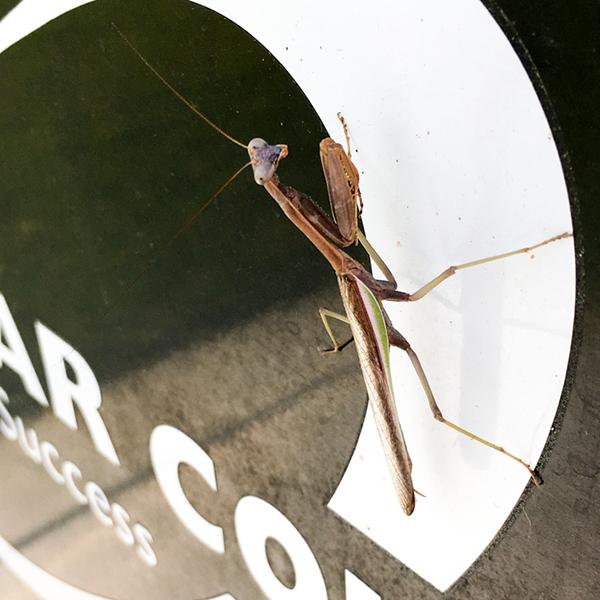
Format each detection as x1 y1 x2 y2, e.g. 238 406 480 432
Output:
247 137 288 185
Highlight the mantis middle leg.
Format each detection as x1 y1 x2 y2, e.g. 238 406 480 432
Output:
318 308 354 353
398 232 572 302
383 316 543 484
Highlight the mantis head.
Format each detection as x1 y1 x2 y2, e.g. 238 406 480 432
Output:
247 138 288 185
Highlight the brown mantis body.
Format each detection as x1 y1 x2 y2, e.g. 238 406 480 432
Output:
113 24 572 515
249 135 569 514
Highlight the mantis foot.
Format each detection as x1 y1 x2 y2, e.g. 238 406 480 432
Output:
318 337 354 355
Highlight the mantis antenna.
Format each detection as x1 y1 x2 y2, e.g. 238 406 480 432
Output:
111 22 248 150
109 21 255 284
46 26 253 369
172 160 252 241
124 160 252 293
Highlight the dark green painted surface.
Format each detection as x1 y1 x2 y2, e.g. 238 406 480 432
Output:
0 0 18 21
1 0 353 391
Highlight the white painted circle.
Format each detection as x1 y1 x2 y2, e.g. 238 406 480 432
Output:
194 0 575 591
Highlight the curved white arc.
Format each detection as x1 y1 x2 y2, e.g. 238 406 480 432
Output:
0 533 236 600
0 535 113 600
0 0 95 54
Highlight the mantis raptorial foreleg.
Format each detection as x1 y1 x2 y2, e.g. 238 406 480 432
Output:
384 320 543 484
337 112 353 159
404 232 573 302
356 230 397 287
336 112 364 214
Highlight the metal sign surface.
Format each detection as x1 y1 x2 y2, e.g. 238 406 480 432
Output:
0 1 579 598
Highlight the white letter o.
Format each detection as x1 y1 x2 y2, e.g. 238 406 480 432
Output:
235 496 327 599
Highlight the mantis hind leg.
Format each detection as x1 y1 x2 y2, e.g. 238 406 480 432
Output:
318 308 354 354
406 232 572 302
385 320 543 485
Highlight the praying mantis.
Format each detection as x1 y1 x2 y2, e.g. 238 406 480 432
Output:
112 24 572 515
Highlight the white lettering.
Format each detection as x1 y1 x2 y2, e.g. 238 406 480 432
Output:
0 294 48 406
0 386 17 440
150 425 224 554
235 496 328 599
0 391 153 567
85 481 113 528
14 416 42 464
132 523 157 567
111 503 134 546
40 441 65 485
61 461 87 505
35 321 119 466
